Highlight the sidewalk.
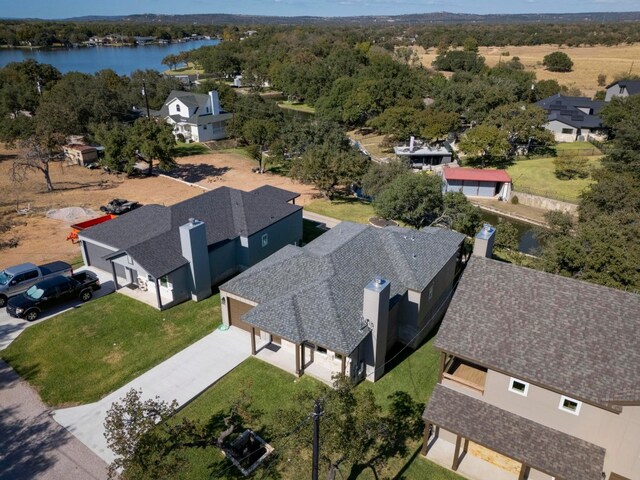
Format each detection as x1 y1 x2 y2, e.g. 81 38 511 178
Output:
52 326 251 464
303 210 341 229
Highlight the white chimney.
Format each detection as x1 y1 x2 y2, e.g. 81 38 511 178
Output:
208 91 220 115
409 135 415 153
473 224 496 258
179 218 212 301
362 277 390 382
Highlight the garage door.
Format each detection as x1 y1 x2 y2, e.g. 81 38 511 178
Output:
228 298 259 334
83 241 126 277
461 181 480 196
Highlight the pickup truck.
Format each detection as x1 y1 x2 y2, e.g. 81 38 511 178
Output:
0 261 72 308
6 271 101 321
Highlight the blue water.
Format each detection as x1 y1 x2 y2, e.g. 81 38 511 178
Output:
0 39 219 75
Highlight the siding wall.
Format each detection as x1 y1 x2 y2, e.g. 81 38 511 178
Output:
239 210 303 267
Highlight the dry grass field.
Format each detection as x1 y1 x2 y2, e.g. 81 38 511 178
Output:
416 43 640 97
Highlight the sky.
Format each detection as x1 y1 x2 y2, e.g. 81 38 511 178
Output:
3 0 640 19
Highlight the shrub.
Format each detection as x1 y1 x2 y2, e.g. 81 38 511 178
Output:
597 73 607 87
543 51 574 72
553 156 590 180
511 195 519 205
495 221 520 250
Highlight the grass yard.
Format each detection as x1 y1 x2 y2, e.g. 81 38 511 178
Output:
163 63 204 76
173 142 210 157
277 101 316 113
1 294 220 407
507 154 601 203
305 196 374 224
173 330 456 479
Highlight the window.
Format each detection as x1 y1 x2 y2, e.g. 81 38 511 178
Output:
508 378 529 396
317 346 327 355
24 270 39 281
261 233 269 247
561 128 573 134
159 276 169 288
559 395 582 415
203 124 207 129
176 104 181 112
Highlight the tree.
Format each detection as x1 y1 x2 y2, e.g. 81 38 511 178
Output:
12 133 64 192
543 52 573 72
129 118 176 175
366 106 426 142
484 103 554 155
458 125 510 167
92 121 132 172
373 172 443 229
553 156 590 179
600 95 640 173
290 143 370 199
421 110 459 144
439 192 483 237
463 36 479 53
104 389 184 480
361 159 409 198
597 73 607 87
242 118 279 173
533 79 563 101
161 54 178 71
495 221 519 250
432 50 485 73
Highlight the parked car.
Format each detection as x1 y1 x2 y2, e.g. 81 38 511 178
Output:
0 261 72 308
99 198 141 215
6 271 101 321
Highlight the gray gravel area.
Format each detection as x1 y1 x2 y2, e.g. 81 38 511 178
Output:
0 360 108 480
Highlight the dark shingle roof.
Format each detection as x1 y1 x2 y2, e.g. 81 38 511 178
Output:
435 256 640 406
607 79 640 96
221 222 465 354
159 90 230 124
80 186 300 278
423 385 606 480
536 94 605 129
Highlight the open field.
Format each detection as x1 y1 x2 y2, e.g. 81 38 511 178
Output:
1 294 220 407
416 43 640 97
0 146 318 270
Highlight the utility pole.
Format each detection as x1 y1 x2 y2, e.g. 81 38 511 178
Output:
312 399 323 480
141 80 151 119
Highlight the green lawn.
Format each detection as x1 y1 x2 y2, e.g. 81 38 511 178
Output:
1 294 220 407
163 63 204 76
305 196 375 224
507 155 602 203
277 101 316 113
173 142 210 157
174 329 456 479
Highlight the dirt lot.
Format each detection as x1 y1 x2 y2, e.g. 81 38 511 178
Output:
0 147 317 270
416 43 640 97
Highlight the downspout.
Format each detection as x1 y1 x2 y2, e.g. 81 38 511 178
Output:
110 262 119 290
155 278 163 310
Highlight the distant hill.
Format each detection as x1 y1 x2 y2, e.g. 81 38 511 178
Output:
61 11 640 26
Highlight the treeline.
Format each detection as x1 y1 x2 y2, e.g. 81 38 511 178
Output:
0 21 224 47
2 20 640 49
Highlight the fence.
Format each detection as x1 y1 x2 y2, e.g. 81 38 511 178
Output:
511 186 579 205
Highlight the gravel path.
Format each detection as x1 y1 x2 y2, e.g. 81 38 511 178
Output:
0 360 108 480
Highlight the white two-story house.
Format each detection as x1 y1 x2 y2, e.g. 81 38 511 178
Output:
159 90 233 143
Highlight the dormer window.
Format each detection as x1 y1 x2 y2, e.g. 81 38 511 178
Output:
559 395 582 415
176 104 181 112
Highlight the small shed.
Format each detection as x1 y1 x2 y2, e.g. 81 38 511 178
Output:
64 144 98 166
442 168 511 200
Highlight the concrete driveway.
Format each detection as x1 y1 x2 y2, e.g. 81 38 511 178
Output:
0 267 114 351
53 326 251 464
0 360 108 480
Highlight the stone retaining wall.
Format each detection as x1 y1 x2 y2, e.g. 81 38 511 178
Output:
511 191 578 214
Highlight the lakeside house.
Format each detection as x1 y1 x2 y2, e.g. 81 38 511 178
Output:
394 137 454 169
535 94 608 142
421 228 640 480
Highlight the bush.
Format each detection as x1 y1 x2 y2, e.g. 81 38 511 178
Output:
495 221 520 250
511 195 519 205
543 51 574 72
597 73 607 87
553 156 590 180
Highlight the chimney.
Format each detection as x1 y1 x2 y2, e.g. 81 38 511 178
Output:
179 218 212 301
409 135 415 153
208 91 220 115
362 277 390 382
473 223 496 258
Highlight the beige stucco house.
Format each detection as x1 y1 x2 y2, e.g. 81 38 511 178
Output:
421 232 640 480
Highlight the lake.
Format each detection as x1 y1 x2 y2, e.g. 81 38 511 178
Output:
480 211 542 255
0 39 219 75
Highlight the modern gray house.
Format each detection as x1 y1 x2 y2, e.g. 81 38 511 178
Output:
421 230 640 480
605 80 640 102
219 222 465 385
536 94 607 142
78 186 302 309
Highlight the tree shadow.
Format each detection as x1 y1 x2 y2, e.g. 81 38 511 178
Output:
51 181 116 192
166 163 231 183
0 153 18 163
462 156 515 169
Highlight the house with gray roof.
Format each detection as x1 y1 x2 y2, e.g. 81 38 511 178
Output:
158 90 233 143
536 94 607 142
78 186 302 310
421 241 640 480
605 79 640 102
219 222 465 385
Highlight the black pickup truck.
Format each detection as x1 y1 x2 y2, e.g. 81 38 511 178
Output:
6 271 101 321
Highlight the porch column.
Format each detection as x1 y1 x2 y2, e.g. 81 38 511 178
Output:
438 352 446 383
295 344 301 377
463 438 469 454
421 423 432 456
341 355 346 376
155 278 163 310
301 344 305 371
452 435 462 471
110 262 119 290
518 464 529 480
250 327 256 355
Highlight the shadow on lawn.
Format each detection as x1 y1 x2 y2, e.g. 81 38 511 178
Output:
167 163 231 184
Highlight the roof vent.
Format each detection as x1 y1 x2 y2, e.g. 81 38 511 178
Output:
189 217 196 225
374 276 384 286
412 253 417 259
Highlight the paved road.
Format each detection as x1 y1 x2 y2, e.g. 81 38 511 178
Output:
53 326 251 464
0 360 108 480
0 268 114 351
